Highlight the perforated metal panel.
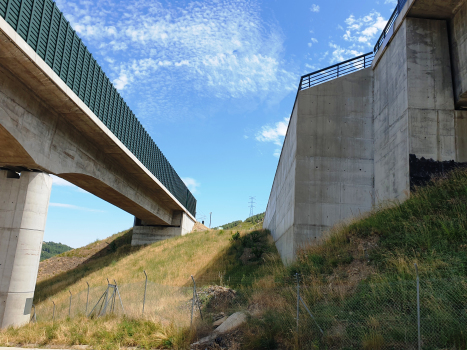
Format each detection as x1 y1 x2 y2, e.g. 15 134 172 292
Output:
1 0 197 216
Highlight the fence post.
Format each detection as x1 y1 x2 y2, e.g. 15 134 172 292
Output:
86 281 90 314
190 275 195 327
415 263 421 350
68 290 72 317
142 270 148 316
296 273 300 338
114 280 125 314
190 275 203 327
52 301 55 322
30 304 36 323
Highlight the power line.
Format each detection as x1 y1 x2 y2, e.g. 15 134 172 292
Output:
248 196 256 217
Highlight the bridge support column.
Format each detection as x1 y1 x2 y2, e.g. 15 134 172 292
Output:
0 170 52 328
131 211 195 246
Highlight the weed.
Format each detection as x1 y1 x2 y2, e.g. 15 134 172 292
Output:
231 232 240 241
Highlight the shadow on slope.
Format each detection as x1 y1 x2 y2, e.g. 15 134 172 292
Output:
34 229 143 303
191 229 282 288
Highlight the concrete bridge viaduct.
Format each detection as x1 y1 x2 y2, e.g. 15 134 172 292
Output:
0 0 196 328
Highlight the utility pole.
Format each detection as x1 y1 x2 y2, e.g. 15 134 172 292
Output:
209 212 212 228
249 197 256 217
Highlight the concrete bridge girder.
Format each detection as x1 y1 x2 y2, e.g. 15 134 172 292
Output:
0 62 174 226
0 12 196 329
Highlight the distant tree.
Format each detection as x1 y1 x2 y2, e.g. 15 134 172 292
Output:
245 212 265 224
219 220 243 230
41 241 73 261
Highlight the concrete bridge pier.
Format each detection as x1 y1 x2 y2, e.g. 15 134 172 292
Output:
0 170 52 328
131 211 195 246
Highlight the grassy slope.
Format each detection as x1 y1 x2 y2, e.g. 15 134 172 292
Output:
34 225 278 304
4 171 467 349
2 225 278 349
242 169 467 349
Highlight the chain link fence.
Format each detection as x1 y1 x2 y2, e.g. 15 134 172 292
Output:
31 270 467 349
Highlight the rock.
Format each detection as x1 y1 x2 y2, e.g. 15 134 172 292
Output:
191 312 247 348
191 334 216 347
215 312 247 333
213 315 228 327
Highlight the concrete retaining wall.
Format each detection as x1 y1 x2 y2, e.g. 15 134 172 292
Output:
265 7 467 263
294 68 374 253
263 103 297 262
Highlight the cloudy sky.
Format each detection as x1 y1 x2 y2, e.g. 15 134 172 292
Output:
46 0 397 247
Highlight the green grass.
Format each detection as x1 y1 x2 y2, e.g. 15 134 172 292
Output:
243 169 467 349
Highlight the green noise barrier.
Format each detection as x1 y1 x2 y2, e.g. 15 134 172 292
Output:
0 0 196 216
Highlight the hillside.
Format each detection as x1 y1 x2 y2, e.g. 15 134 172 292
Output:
217 212 265 231
3 170 467 349
40 241 73 261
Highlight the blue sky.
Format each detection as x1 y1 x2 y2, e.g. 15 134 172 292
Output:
45 0 397 248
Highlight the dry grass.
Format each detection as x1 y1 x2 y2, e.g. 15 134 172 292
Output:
0 315 193 350
1 227 278 349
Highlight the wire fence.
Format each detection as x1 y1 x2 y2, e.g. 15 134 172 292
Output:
31 268 467 349
277 274 467 349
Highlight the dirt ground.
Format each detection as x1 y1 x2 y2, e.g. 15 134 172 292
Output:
37 239 112 282
192 221 210 232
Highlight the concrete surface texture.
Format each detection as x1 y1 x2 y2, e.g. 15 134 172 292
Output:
263 102 298 262
450 0 467 107
265 0 467 263
295 68 374 252
0 170 52 328
131 212 196 246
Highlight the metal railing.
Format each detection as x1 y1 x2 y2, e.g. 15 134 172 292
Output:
299 52 374 90
0 0 196 216
374 0 408 54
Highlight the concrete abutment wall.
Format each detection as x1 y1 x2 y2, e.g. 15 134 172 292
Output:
265 7 467 263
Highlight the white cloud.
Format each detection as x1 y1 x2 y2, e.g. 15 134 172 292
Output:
182 177 200 194
113 72 131 90
310 4 320 12
49 203 105 212
324 10 388 64
329 42 363 63
343 11 387 46
55 0 296 120
256 117 289 146
308 37 318 47
51 175 75 187
273 149 281 158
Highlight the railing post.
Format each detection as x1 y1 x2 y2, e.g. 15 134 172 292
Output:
364 55 366 68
